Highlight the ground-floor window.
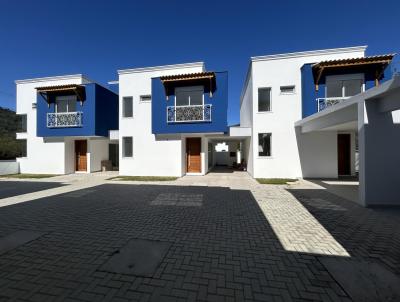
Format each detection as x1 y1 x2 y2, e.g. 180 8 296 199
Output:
122 137 133 157
258 133 271 157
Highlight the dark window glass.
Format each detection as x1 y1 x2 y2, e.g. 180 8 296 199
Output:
123 137 133 157
258 88 271 112
140 95 151 102
20 139 27 157
258 133 271 156
123 97 133 117
175 86 203 106
18 114 27 132
280 85 295 94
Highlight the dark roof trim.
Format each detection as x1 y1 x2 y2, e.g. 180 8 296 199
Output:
312 54 395 89
36 84 86 104
159 72 216 100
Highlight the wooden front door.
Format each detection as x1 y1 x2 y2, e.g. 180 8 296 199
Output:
75 140 87 172
186 138 201 173
337 134 351 176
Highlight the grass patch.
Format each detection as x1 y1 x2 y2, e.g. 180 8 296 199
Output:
256 178 298 185
1 173 58 179
108 176 178 181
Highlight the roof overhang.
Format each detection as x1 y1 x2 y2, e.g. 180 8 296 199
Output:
312 54 395 90
36 84 86 106
159 72 216 100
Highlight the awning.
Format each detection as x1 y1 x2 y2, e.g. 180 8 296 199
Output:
312 54 395 90
159 72 216 100
36 84 86 106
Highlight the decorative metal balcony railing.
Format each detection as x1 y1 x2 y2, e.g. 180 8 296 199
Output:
47 112 83 128
167 105 212 123
317 97 350 112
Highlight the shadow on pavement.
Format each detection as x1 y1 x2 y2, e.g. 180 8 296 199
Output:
0 183 398 301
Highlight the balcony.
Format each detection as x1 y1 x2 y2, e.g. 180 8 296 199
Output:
47 112 83 128
167 105 212 123
317 97 350 112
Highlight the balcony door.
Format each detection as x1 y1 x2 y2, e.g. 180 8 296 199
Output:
75 140 87 172
186 138 201 173
55 95 77 113
326 75 364 99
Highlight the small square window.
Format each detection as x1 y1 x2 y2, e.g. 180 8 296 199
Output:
258 133 271 157
140 95 151 102
280 85 295 94
122 137 133 157
123 97 133 118
258 88 271 112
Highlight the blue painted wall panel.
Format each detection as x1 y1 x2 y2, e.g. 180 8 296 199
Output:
301 62 393 118
95 84 119 136
152 71 228 134
37 83 118 137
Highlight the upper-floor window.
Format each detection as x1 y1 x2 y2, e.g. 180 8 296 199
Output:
280 85 295 94
326 76 363 98
55 95 77 113
175 86 203 106
122 96 133 117
140 95 151 103
258 88 271 112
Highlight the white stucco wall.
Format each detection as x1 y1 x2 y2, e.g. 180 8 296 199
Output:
247 47 365 178
295 129 338 178
88 138 109 172
118 63 205 177
358 96 400 206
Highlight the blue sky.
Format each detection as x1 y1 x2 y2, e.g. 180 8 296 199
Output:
0 0 399 124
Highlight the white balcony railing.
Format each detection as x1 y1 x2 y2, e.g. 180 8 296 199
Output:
317 97 350 112
167 105 212 123
47 112 83 128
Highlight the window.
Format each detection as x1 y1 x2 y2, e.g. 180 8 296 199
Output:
258 133 271 157
140 95 151 102
258 88 271 112
19 139 27 157
175 86 203 106
122 137 133 157
55 95 77 113
18 114 27 132
280 85 295 94
326 78 363 98
122 97 133 117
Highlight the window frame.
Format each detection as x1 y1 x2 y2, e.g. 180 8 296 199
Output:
18 114 27 133
122 136 133 158
325 74 365 98
174 86 204 107
140 95 152 103
55 95 77 113
122 96 133 118
280 85 296 95
19 139 27 158
257 87 272 113
258 133 272 157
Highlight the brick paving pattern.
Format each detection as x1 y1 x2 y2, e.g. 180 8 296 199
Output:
0 173 399 301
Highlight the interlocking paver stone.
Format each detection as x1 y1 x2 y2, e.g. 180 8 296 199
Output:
0 172 399 301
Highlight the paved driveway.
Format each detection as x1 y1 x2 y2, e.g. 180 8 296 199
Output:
0 173 399 301
0 181 64 199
